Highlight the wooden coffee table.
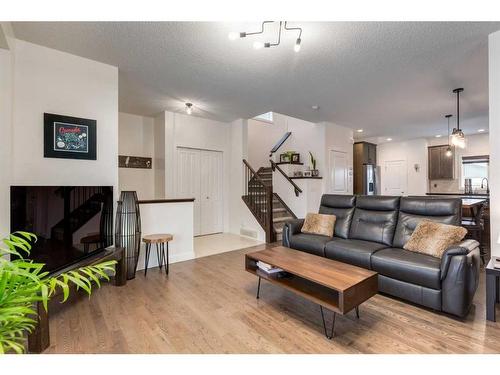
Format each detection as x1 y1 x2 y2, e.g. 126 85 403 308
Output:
245 246 378 339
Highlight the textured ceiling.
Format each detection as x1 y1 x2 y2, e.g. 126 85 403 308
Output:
11 21 500 141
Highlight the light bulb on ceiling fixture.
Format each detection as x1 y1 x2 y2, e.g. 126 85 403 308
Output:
445 146 453 158
294 38 301 52
228 32 239 41
451 88 466 149
451 129 466 149
185 102 193 115
253 41 264 50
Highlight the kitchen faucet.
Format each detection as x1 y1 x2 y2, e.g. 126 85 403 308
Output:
481 177 490 194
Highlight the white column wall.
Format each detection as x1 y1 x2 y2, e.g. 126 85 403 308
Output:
489 30 500 256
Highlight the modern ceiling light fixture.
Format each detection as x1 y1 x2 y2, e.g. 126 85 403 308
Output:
284 22 303 52
229 21 303 52
450 88 466 149
185 102 193 115
445 114 453 157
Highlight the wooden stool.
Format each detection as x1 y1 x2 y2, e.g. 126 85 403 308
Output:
142 234 173 276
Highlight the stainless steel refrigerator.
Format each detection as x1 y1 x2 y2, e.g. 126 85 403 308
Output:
363 164 380 195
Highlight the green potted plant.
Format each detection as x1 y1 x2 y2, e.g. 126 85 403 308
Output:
0 231 116 354
309 151 319 177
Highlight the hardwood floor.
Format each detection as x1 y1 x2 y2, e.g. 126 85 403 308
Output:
45 243 500 354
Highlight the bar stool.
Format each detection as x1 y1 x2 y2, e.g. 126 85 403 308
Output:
462 203 486 265
142 234 173 276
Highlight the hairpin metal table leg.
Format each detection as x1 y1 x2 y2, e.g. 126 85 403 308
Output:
355 306 360 319
256 277 261 299
320 305 336 339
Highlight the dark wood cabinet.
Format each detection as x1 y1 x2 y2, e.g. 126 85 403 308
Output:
353 142 377 194
428 145 454 180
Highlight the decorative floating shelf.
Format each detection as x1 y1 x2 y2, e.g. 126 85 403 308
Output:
275 161 304 165
289 176 323 179
119 155 152 169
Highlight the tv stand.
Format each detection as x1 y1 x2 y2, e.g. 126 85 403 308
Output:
27 246 126 353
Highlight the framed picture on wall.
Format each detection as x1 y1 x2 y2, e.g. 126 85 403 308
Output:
44 113 97 160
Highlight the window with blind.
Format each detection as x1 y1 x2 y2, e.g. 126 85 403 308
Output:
461 155 489 189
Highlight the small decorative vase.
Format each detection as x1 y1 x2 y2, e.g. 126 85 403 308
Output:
115 191 141 280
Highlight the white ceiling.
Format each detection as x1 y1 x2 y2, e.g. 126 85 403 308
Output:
11 21 500 141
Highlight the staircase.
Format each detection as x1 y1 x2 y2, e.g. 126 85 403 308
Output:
242 161 296 243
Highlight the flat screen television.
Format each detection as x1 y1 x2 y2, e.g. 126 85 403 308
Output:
10 186 113 273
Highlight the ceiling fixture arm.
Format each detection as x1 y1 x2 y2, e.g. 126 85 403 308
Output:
241 21 273 37
266 21 283 48
284 21 303 39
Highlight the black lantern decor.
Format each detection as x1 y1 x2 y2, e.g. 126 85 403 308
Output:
115 191 141 280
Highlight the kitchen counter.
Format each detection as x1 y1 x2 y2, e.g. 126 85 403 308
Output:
426 192 489 199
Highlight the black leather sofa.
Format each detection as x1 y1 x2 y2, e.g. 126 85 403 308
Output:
282 195 480 318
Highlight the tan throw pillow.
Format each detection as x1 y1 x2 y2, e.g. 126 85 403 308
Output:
301 213 336 237
403 220 467 258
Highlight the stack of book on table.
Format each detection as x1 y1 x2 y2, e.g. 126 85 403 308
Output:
256 261 284 275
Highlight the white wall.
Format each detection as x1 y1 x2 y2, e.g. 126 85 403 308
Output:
228 119 266 240
118 112 155 200
10 40 119 195
378 138 429 196
0 47 12 236
428 133 490 194
489 30 500 256
248 113 326 172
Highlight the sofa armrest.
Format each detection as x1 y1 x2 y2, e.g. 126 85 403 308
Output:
441 239 480 317
440 239 479 280
282 219 304 247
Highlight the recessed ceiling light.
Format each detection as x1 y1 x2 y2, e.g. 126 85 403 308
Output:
435 135 442 138
478 129 485 133
356 129 364 133
386 138 392 141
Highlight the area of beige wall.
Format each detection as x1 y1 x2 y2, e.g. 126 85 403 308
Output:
0 47 12 236
377 138 429 196
10 39 119 193
118 112 155 200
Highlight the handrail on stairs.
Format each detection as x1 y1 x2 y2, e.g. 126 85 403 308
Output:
269 132 292 157
269 160 302 197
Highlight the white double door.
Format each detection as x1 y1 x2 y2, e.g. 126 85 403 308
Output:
176 147 224 236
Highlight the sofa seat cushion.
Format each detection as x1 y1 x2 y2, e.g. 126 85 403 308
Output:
324 238 387 269
371 248 441 289
289 233 331 257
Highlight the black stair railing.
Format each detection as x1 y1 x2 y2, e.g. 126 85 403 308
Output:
242 159 275 243
270 160 302 197
269 131 292 158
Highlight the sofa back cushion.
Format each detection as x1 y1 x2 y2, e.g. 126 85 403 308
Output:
318 195 356 239
349 196 400 246
392 197 462 249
